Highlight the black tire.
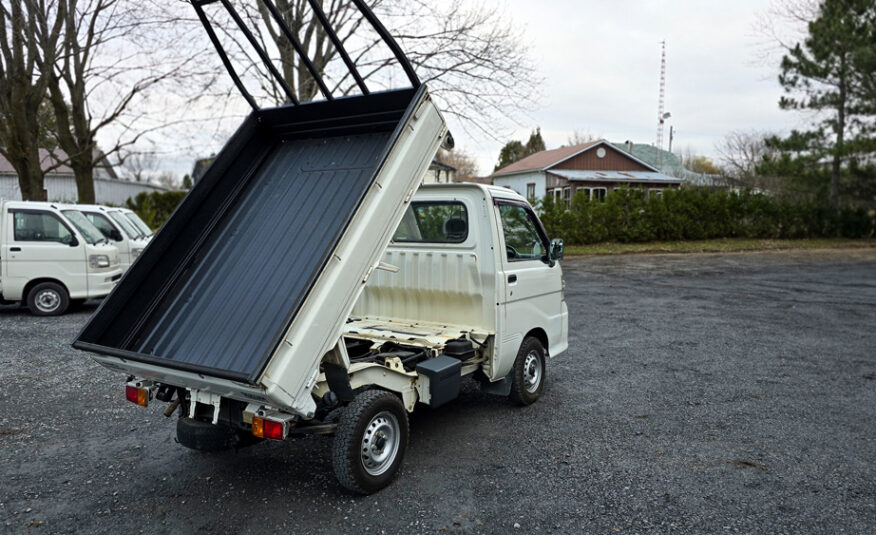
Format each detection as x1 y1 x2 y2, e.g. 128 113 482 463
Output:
26 282 69 316
509 336 546 406
332 390 409 494
176 417 263 452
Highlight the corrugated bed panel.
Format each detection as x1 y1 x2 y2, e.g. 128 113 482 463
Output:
131 132 390 377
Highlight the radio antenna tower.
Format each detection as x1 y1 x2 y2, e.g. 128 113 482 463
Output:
655 40 669 170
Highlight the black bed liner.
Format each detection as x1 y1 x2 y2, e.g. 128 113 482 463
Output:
74 87 422 383
74 0 432 384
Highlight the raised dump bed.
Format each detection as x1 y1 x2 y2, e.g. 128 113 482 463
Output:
74 0 448 390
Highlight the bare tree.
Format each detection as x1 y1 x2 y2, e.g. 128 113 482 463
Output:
29 0 201 203
715 130 788 191
222 0 540 138
436 148 478 180
119 151 159 183
0 1 64 200
564 130 599 147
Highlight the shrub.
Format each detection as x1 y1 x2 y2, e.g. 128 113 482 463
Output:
538 187 876 244
125 191 187 230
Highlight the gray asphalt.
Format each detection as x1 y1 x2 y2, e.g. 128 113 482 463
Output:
1 249 875 534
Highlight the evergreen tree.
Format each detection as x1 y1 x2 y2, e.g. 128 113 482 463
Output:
775 0 876 208
524 128 546 155
494 140 526 171
494 127 547 172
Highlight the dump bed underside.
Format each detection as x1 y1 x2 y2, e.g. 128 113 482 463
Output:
75 89 420 384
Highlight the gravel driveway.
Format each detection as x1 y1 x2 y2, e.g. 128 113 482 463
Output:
1 249 874 534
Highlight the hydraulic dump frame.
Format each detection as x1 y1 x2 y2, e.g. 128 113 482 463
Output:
74 0 435 385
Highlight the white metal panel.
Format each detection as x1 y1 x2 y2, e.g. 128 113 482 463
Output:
0 175 169 205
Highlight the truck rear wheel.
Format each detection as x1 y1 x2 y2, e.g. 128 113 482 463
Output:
26 282 69 316
509 336 546 406
332 389 409 494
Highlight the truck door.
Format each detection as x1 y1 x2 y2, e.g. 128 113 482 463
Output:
493 200 563 374
5 210 87 300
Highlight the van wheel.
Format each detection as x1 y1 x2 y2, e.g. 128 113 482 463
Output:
332 390 409 494
26 282 69 316
509 336 546 406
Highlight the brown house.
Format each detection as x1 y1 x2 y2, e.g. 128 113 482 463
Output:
490 140 682 205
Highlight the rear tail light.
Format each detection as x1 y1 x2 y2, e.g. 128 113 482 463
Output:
125 385 149 407
252 416 288 440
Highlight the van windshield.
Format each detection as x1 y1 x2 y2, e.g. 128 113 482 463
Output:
61 210 105 245
108 211 141 239
125 212 153 237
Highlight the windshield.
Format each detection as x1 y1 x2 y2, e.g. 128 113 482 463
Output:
125 212 153 237
108 211 142 240
61 210 105 245
84 212 119 240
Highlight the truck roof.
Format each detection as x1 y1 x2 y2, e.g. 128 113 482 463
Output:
1 200 67 211
417 182 527 203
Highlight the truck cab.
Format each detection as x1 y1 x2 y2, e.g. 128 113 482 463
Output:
0 201 122 315
73 204 151 272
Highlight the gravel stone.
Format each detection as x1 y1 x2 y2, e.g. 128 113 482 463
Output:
0 249 874 534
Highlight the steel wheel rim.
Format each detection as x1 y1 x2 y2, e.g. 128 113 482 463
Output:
361 410 400 476
35 289 61 313
523 351 542 393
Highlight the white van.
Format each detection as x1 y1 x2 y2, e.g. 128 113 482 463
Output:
0 201 122 315
119 208 154 240
73 205 151 272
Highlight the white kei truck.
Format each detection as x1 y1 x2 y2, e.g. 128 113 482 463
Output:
73 0 567 493
73 204 152 272
0 200 122 315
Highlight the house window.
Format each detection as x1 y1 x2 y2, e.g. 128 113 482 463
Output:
648 188 663 199
563 187 571 208
553 188 563 203
526 183 535 201
591 188 607 202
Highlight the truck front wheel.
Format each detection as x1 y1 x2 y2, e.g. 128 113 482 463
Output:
26 282 69 316
509 336 546 406
332 389 409 494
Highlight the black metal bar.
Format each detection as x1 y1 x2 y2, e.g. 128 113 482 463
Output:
220 0 299 106
306 0 369 95
350 0 420 89
191 1 260 112
260 0 333 101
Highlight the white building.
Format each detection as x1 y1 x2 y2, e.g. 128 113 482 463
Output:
0 149 168 205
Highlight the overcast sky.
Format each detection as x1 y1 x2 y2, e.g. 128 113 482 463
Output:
135 0 810 180
452 0 808 175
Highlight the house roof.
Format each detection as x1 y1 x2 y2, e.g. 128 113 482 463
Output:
0 148 118 179
491 139 660 177
548 170 682 185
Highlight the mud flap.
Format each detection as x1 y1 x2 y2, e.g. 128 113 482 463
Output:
480 372 512 396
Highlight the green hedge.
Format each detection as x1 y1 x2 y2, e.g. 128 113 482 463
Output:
539 188 876 245
125 191 187 231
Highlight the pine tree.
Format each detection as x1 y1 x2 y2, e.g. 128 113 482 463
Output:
776 0 876 208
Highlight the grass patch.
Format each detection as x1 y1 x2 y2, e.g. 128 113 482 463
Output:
565 238 876 256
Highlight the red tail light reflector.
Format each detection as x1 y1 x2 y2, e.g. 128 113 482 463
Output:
125 385 148 407
251 416 285 440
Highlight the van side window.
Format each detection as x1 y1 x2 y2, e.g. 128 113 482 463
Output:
498 204 546 262
392 202 468 243
85 213 116 240
13 212 73 244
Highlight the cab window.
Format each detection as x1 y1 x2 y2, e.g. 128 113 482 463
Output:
13 212 74 244
497 204 547 262
393 202 468 243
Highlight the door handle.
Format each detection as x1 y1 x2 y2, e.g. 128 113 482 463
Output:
508 274 517 283
10 247 21 252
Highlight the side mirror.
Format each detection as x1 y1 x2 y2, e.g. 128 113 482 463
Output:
110 229 123 241
68 236 79 247
550 238 564 261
